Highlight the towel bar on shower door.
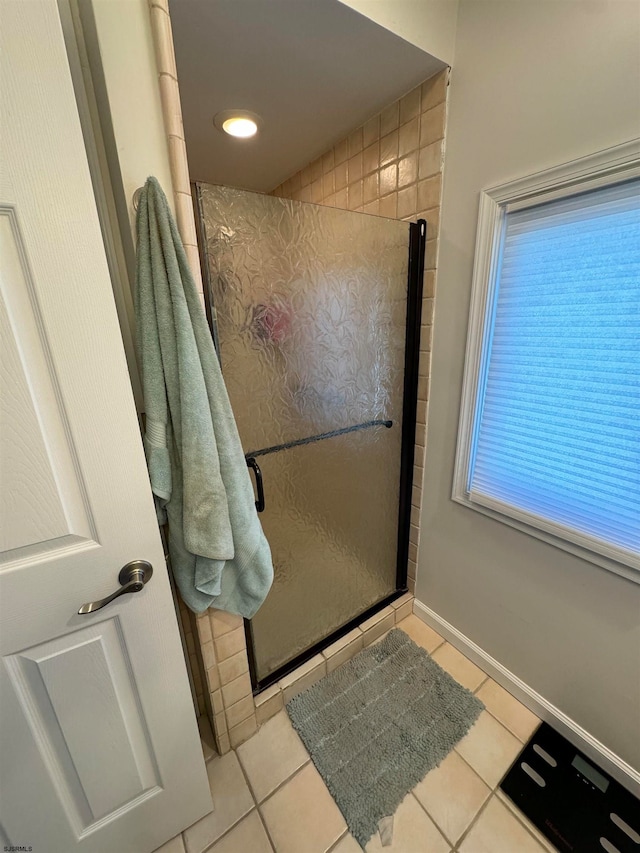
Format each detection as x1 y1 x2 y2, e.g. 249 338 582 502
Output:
245 419 393 459
243 419 393 516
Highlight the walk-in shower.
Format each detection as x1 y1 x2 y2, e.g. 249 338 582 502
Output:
196 184 425 689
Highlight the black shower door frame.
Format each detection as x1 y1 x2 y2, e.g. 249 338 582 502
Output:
198 206 427 693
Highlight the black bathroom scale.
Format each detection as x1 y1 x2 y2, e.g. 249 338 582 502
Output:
500 722 640 853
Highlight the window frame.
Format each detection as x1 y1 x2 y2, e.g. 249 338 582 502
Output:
452 139 640 584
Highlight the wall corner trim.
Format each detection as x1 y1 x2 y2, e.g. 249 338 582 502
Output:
413 598 640 798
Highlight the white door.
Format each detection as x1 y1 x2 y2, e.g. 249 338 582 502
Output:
0 2 211 851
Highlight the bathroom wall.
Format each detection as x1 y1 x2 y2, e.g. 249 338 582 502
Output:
339 0 458 66
272 68 449 593
89 0 174 229
418 0 640 771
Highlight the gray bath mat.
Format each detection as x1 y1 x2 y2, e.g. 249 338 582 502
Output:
286 628 484 847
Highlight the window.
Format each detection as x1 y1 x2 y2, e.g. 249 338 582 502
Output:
453 141 640 581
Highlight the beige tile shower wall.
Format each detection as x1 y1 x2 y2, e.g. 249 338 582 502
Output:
194 609 258 754
271 70 449 592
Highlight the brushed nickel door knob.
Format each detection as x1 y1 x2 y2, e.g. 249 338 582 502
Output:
78 560 153 615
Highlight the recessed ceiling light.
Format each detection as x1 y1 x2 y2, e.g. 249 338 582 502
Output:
223 117 257 138
214 110 262 139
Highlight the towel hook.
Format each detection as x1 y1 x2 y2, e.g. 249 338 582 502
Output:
132 187 143 212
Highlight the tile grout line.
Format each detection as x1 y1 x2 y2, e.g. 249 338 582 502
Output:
408 746 493 849
326 829 349 852
450 752 552 853
451 787 496 852
495 789 556 853
473 700 542 746
254 762 315 853
450 712 532 783
451 743 493 782
254 808 277 853
255 757 312 809
409 789 456 849
197 803 255 853
234 747 260 807
454 754 520 852
465 700 539 748
474 674 490 693
193 746 285 853
428 637 447 655
233 750 280 852
426 637 488 692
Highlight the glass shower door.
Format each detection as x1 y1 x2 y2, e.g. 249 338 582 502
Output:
197 184 420 685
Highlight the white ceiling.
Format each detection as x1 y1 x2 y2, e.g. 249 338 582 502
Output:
169 0 444 192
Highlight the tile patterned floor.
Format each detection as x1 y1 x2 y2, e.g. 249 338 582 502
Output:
155 615 556 853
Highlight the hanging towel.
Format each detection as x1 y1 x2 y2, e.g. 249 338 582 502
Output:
135 176 273 617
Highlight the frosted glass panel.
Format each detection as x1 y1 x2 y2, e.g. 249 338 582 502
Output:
197 184 410 680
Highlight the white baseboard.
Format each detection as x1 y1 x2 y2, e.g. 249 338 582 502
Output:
413 598 640 798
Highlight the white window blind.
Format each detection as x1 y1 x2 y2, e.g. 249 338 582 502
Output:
468 178 640 567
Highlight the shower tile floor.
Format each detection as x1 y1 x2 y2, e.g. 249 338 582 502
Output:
155 615 555 853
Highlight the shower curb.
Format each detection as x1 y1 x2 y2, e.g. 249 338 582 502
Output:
195 594 414 754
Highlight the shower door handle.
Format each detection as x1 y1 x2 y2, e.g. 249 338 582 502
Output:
246 457 265 512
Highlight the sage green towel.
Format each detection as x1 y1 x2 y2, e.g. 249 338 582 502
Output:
135 177 273 617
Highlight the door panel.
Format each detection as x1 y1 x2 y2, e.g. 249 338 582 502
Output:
0 2 210 850
197 184 411 681
5 618 160 828
0 209 95 558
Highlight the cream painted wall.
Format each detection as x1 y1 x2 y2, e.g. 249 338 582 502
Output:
71 0 176 405
418 0 640 769
90 0 174 231
339 0 458 65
